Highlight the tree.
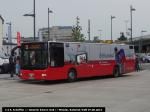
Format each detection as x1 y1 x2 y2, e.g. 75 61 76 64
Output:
72 17 85 42
118 32 127 41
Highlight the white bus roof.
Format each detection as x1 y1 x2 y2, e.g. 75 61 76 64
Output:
48 41 133 46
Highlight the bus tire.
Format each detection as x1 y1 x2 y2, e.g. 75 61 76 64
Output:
68 69 77 82
113 67 119 78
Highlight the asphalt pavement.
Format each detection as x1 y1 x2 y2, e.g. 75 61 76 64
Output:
0 63 150 112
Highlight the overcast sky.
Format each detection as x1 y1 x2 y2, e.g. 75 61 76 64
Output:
0 0 150 40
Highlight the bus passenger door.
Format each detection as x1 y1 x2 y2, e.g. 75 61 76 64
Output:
48 43 66 80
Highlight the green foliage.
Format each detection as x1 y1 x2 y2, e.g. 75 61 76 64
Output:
72 17 85 42
118 32 127 41
72 26 85 42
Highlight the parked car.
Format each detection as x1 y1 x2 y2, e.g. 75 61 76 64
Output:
145 54 150 62
142 54 150 63
0 57 10 73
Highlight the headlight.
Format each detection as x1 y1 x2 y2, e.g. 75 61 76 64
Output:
20 73 22 76
41 74 47 77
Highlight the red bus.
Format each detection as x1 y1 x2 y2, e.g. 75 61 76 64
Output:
20 42 135 82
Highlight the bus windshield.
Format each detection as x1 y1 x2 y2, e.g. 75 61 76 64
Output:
21 43 47 70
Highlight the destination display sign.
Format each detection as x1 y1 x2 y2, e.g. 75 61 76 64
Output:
24 44 42 50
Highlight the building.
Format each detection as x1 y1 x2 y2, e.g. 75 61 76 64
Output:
38 26 73 42
0 15 4 46
132 35 150 53
0 15 18 57
126 35 150 53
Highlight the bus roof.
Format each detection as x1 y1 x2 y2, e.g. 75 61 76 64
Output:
48 41 133 46
22 41 134 46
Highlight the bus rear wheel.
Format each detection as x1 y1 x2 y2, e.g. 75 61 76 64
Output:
113 67 119 78
68 69 77 82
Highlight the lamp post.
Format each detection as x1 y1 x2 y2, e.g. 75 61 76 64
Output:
130 5 136 43
23 0 36 41
48 8 53 41
88 19 91 41
111 15 116 41
139 30 147 53
6 22 12 43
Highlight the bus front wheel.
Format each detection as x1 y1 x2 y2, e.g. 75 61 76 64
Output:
68 69 77 82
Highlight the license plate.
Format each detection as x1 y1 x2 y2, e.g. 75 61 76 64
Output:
29 73 34 79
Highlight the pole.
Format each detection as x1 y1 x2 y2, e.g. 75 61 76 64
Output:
23 0 36 40
33 0 36 41
111 16 112 41
130 5 135 43
10 22 12 43
6 22 12 43
130 6 132 43
88 19 90 41
48 8 50 41
48 9 53 41
111 16 115 41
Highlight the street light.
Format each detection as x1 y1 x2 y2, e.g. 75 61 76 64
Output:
6 22 12 43
130 5 136 43
88 19 91 41
139 30 147 53
98 29 102 40
48 8 53 41
23 0 36 41
111 15 116 41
